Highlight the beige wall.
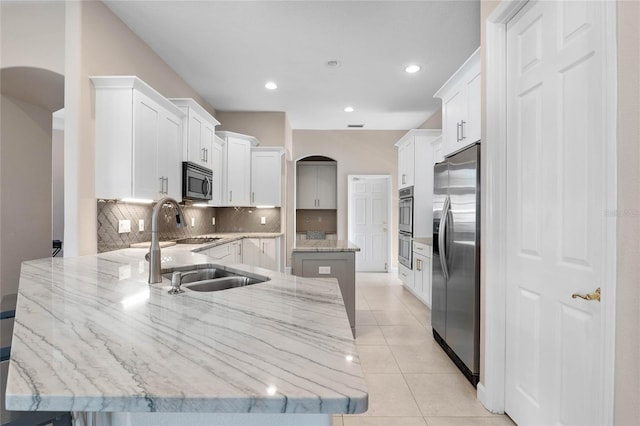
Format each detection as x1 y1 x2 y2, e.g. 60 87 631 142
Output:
0 95 53 298
217 111 287 147
418 109 442 129
289 130 406 267
614 1 640 423
0 2 65 74
64 1 217 256
479 0 640 421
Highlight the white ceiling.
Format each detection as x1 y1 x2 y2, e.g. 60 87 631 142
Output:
104 1 480 130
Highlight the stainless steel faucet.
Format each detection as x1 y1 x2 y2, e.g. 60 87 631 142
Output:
148 197 185 284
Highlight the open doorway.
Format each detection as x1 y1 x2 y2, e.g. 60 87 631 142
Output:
295 156 337 241
347 175 390 272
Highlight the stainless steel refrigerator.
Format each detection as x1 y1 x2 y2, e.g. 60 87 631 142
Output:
432 143 480 386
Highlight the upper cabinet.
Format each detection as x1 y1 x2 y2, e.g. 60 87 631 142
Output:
251 147 284 207
434 47 481 158
216 131 260 206
396 129 442 236
169 98 220 171
297 162 337 209
208 136 224 206
91 76 184 201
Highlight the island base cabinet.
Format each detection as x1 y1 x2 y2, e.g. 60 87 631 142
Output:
292 252 355 337
82 412 331 426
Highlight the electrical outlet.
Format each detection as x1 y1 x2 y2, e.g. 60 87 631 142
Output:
118 219 131 234
318 266 331 275
138 219 144 232
212 217 216 225
260 217 266 225
318 217 322 222
191 217 195 227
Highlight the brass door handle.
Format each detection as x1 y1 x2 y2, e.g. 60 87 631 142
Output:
571 288 600 302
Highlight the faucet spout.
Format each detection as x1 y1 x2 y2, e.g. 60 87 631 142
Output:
148 197 185 284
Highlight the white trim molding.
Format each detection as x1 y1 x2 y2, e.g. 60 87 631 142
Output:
482 0 618 422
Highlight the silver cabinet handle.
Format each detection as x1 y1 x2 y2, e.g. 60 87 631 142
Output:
456 122 461 142
201 148 206 162
164 177 168 194
262 242 265 254
251 192 255 204
205 148 209 162
460 120 466 140
229 190 232 202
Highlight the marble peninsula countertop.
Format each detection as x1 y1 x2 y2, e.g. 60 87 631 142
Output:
5 240 367 415
129 232 285 249
413 237 433 246
291 240 360 253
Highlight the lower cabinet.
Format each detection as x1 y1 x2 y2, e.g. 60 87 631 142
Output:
201 240 242 263
398 264 413 288
409 241 432 308
241 237 281 271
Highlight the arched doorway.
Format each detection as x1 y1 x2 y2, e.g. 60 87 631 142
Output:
295 155 337 241
0 66 64 297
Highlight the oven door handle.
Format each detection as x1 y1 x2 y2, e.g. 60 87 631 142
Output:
439 196 451 280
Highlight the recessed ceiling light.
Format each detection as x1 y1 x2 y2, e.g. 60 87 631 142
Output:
265 81 278 90
327 60 341 68
344 106 354 112
405 64 421 74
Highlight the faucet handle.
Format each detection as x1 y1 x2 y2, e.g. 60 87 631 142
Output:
168 271 185 294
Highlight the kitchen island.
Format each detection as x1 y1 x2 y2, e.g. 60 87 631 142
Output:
291 240 360 336
5 241 367 425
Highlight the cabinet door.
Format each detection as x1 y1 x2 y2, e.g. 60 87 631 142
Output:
201 122 215 169
232 241 243 263
316 164 336 209
398 141 414 188
158 110 182 200
226 137 251 206
432 137 444 164
442 88 467 157
209 138 223 206
187 111 204 166
259 238 278 270
465 71 482 144
133 91 160 200
241 238 261 267
251 151 281 206
296 164 317 209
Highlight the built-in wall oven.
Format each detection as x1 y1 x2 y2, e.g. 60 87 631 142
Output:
398 187 414 268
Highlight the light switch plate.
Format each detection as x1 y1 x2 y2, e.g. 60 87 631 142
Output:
118 219 131 234
212 217 215 225
318 266 331 275
191 217 195 227
138 219 144 232
261 217 266 225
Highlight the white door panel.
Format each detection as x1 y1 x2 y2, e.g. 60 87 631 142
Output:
505 1 606 425
349 177 389 272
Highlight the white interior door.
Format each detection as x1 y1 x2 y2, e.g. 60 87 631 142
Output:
348 176 389 272
505 1 609 425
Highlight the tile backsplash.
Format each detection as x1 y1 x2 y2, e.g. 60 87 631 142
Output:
212 207 281 233
97 201 216 253
97 202 282 253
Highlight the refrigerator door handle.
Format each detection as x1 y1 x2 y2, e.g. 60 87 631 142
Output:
439 195 451 280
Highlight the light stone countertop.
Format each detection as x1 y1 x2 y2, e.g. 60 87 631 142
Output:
129 232 285 250
5 242 367 415
291 240 360 253
413 237 433 246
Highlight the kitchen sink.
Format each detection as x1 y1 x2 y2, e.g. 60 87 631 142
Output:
175 237 223 244
162 264 270 293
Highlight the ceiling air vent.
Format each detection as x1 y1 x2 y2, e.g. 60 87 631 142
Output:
347 124 364 128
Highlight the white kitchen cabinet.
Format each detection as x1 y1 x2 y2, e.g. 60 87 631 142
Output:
432 135 444 164
92 76 184 201
251 148 284 206
434 47 481 158
242 237 281 271
397 141 414 189
412 241 432 308
209 136 224 206
169 98 220 171
201 240 242 263
395 129 441 237
216 131 260 206
296 162 337 209
398 263 413 289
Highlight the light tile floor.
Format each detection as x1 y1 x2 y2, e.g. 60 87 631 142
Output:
334 272 515 426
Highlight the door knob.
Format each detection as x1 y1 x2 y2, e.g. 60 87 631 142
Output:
571 288 600 302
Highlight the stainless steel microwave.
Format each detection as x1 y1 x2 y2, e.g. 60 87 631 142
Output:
182 162 212 201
